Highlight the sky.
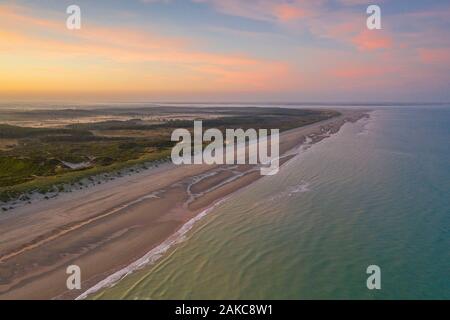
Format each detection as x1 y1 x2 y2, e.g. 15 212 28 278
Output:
1 0 449 102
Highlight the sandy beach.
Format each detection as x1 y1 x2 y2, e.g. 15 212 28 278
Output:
0 109 367 299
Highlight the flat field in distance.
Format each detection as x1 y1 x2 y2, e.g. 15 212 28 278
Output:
0 107 339 202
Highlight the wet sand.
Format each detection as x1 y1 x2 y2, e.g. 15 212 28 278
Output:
0 110 367 299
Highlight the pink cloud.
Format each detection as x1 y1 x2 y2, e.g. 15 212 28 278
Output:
193 0 318 23
331 64 397 79
418 48 450 65
0 4 299 95
3 1 450 100
352 30 393 51
273 4 307 21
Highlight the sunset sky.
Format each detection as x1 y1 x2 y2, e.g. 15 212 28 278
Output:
1 0 449 102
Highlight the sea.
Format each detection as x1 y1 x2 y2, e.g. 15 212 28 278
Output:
88 105 449 299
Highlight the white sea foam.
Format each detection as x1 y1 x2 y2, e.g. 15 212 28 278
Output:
287 183 310 196
264 181 311 204
357 111 374 135
75 196 229 300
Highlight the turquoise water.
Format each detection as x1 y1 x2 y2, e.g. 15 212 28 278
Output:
94 107 450 299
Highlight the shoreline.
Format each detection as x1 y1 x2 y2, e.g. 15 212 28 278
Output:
77 152 299 300
0 109 368 299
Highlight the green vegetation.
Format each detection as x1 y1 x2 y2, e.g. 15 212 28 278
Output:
0 107 339 202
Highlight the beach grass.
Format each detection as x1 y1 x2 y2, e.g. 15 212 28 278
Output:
0 107 339 202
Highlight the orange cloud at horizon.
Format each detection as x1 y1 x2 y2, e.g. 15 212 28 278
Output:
0 4 297 99
1 2 449 102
